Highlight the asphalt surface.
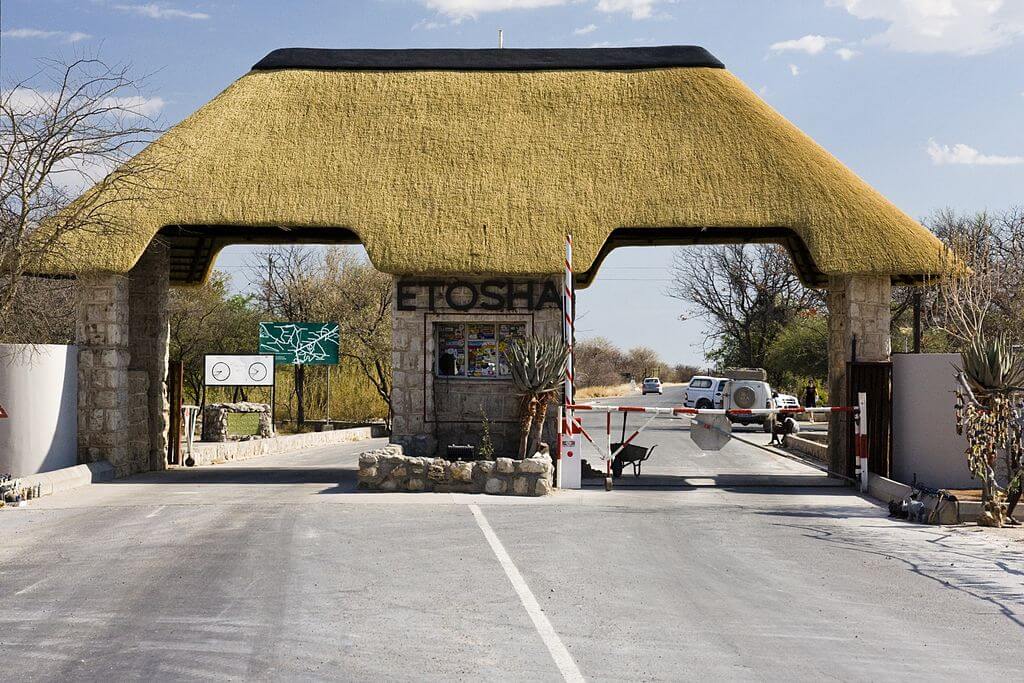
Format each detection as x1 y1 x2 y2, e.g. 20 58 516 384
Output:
574 385 836 487
2 388 1023 681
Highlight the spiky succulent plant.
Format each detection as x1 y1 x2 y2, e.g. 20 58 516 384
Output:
507 336 569 396
506 336 569 458
958 333 1024 397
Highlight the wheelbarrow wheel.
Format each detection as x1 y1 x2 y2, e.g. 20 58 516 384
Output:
604 476 613 491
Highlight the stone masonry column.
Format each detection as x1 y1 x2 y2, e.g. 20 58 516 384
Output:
128 242 170 472
76 273 131 473
826 275 891 477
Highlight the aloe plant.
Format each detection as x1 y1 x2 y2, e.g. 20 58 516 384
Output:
959 333 1024 397
507 336 569 459
955 332 1024 526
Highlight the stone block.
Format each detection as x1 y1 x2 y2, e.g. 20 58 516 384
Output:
476 461 495 475
512 477 530 496
485 477 507 494
450 461 474 482
407 478 426 491
517 455 552 474
495 458 515 474
535 478 553 496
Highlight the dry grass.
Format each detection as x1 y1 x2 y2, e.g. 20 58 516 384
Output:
44 64 949 283
576 383 639 400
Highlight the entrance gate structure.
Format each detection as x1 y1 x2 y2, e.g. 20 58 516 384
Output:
38 46 950 478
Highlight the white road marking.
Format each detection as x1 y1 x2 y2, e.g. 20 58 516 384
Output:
146 505 166 518
468 504 584 683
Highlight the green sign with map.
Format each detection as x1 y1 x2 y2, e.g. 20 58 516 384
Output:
258 322 340 365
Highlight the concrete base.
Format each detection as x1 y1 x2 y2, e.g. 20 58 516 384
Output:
15 461 115 498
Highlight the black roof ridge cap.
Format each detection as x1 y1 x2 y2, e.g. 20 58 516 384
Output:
252 46 725 72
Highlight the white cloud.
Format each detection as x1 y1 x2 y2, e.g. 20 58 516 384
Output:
3 88 165 119
788 63 801 76
113 3 210 20
770 34 840 55
574 23 598 35
830 0 1024 55
417 0 665 20
419 1 566 19
412 18 446 30
927 138 1024 165
595 0 663 20
1 27 91 42
835 46 861 60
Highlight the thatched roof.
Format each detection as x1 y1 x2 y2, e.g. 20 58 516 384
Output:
45 46 948 286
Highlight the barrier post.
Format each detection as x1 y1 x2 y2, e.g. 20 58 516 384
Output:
856 392 869 492
560 233 581 489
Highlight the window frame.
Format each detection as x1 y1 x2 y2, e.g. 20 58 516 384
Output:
434 320 526 380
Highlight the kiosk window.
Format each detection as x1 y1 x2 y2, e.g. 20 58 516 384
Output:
436 322 525 378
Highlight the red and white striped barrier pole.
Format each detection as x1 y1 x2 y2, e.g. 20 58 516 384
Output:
559 234 582 489
563 233 575 434
855 392 869 492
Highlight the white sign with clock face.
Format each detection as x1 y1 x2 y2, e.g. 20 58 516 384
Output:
204 355 275 387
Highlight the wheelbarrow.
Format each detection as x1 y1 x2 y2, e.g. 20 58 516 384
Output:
611 442 657 478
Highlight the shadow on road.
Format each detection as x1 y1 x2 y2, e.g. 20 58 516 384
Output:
109 466 360 487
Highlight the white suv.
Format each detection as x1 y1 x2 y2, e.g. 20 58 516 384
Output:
724 379 773 427
683 375 728 409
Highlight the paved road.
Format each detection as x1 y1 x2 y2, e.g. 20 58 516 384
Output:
575 385 836 487
2 418 1023 680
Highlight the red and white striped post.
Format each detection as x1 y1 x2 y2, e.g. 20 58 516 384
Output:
559 234 582 489
855 392 869 492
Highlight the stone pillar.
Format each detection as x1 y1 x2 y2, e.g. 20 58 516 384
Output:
128 243 170 472
827 275 891 477
391 277 433 456
76 274 131 472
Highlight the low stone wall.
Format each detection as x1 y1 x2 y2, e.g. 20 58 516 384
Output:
201 402 273 442
785 433 828 462
189 426 374 466
358 444 554 496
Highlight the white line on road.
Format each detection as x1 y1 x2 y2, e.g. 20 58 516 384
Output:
146 505 166 518
468 504 584 683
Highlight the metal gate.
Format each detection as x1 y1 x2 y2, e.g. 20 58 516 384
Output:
847 361 892 478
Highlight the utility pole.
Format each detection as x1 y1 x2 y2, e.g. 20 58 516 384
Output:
498 29 503 49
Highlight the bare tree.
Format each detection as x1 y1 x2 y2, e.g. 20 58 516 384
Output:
317 248 393 428
1 57 164 341
667 245 819 369
250 245 324 427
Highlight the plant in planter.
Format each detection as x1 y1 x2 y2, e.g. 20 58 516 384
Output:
954 333 1024 527
507 336 569 460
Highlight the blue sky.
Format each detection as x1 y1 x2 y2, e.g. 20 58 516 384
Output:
3 1 1022 364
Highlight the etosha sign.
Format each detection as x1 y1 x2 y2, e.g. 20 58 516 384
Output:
396 278 561 312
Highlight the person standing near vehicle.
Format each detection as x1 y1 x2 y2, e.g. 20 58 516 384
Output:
804 380 818 409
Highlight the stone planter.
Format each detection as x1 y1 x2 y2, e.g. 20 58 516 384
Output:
201 402 273 442
357 444 554 496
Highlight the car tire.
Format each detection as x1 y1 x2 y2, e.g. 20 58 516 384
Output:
695 399 712 410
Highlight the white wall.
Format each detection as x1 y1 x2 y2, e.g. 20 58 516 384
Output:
0 344 78 477
892 353 975 489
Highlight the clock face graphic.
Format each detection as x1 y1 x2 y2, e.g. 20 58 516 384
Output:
248 361 269 382
211 362 231 382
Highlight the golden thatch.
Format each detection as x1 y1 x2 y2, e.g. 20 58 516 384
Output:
45 47 949 285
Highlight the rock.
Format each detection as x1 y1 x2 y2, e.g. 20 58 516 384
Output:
450 461 474 482
495 458 515 474
380 480 397 491
512 477 530 495
517 456 551 474
359 467 378 481
391 466 407 478
359 453 381 468
428 460 447 482
534 478 553 496
407 478 426 491
477 461 495 475
485 478 507 494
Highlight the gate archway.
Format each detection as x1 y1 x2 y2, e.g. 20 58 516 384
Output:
43 46 949 477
